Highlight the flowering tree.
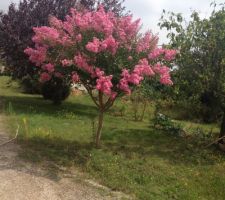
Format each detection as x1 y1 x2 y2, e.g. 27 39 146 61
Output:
0 0 125 96
25 6 176 147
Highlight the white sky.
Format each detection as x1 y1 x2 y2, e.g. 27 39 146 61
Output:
124 0 225 44
1 0 225 44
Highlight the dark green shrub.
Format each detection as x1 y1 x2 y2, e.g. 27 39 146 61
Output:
42 78 70 105
21 75 41 94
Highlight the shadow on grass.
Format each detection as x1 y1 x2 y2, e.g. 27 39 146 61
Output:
101 128 224 166
19 126 224 170
0 95 97 119
19 136 94 167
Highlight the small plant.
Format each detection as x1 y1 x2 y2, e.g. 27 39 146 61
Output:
6 102 14 115
56 109 77 119
152 113 183 136
23 117 29 141
130 87 148 121
109 104 127 117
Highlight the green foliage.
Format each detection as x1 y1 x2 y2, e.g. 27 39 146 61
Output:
153 113 183 136
130 86 148 121
159 4 225 123
129 77 175 122
20 75 41 94
41 77 71 105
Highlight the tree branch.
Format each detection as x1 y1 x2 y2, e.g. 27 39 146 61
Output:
99 91 104 110
103 97 116 111
84 84 99 107
205 135 225 148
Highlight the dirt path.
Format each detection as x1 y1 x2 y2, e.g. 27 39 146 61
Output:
0 117 130 200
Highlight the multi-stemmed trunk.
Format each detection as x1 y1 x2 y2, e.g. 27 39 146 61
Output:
95 110 104 148
86 88 115 148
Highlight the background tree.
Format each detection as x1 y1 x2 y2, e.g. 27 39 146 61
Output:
80 0 126 16
159 3 225 141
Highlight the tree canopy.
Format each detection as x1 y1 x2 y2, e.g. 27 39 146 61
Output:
0 0 126 80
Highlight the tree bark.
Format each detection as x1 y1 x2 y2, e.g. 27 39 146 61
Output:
95 92 104 148
140 101 147 121
89 91 115 148
95 110 104 148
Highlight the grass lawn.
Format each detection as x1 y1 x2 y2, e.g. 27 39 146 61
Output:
0 76 225 200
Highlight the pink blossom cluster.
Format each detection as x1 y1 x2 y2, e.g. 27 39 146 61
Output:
32 27 59 45
119 76 131 94
149 48 177 61
86 37 101 53
164 49 177 61
65 6 114 36
59 35 73 46
76 34 82 42
61 59 73 67
24 46 47 66
148 48 165 60
54 72 63 78
96 75 113 96
94 68 115 98
153 63 173 85
49 16 63 29
24 6 176 98
119 59 155 94
40 72 51 82
86 35 118 54
74 54 94 74
128 56 133 61
136 32 158 53
90 6 114 36
119 70 142 94
72 72 79 82
134 59 155 77
25 5 151 60
116 15 141 42
42 63 55 73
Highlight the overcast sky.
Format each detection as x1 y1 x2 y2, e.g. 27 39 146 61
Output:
1 0 224 43
124 0 225 43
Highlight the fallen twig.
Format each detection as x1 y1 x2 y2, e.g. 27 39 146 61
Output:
205 135 225 148
0 125 19 147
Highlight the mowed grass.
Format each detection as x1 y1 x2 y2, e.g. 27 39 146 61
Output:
0 76 225 200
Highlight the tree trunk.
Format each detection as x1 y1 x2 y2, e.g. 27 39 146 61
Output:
140 101 147 122
219 110 225 143
95 110 104 148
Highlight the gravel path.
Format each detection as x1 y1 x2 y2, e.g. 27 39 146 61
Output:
0 117 129 200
